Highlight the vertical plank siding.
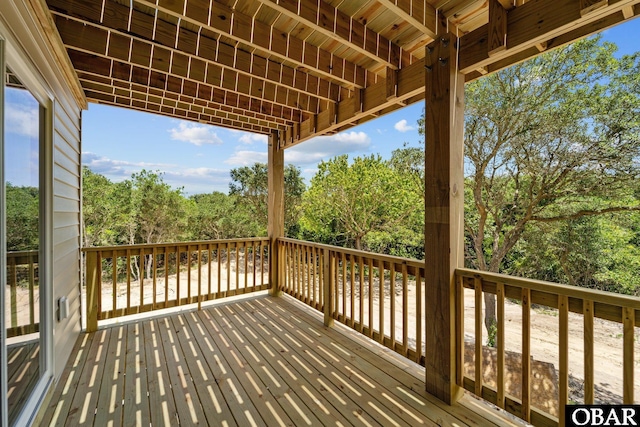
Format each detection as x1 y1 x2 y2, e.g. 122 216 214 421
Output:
456 267 640 427
83 238 270 322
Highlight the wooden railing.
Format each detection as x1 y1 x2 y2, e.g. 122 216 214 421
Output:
456 268 640 427
277 238 426 365
6 250 39 338
83 238 270 331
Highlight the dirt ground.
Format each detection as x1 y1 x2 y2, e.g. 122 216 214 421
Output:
7 260 639 411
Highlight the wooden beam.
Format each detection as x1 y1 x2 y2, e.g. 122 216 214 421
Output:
66 48 305 123
581 0 609 16
488 0 508 57
622 4 635 17
464 4 640 82
424 33 465 405
49 9 332 110
268 130 284 297
378 0 439 40
254 0 402 69
459 0 640 74
132 0 367 88
284 56 426 147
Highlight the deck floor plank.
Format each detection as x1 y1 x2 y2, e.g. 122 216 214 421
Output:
212 303 356 427
41 294 526 427
167 313 239 427
122 323 151 427
225 299 395 427
64 328 111 427
94 325 126 427
141 318 179 426
193 308 292 426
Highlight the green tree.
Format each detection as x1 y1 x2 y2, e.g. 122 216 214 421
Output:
453 37 640 332
6 183 39 251
300 154 421 251
229 163 305 236
188 192 261 239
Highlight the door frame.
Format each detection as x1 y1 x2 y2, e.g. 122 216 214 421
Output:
0 26 55 426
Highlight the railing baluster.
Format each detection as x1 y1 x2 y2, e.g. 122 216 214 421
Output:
85 250 100 332
350 254 355 328
235 243 240 293
456 274 464 386
359 257 364 333
402 263 408 356
378 259 384 345
226 242 231 296
368 258 374 339
390 262 396 351
323 249 334 327
623 306 635 404
417 269 423 364
112 253 118 314
496 282 505 408
197 246 202 310
139 248 144 310
29 255 35 326
522 287 531 422
208 244 213 297
187 245 192 301
341 251 347 320
152 247 157 310
474 278 483 396
164 247 169 306
559 295 569 423
584 299 594 404
9 256 17 328
244 242 248 291
126 249 131 312
251 242 256 291
176 246 181 305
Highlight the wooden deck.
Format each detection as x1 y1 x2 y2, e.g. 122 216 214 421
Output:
41 294 526 427
8 340 39 425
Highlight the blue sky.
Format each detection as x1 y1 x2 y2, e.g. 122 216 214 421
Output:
82 18 640 195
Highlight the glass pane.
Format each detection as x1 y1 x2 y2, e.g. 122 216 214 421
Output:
4 67 42 425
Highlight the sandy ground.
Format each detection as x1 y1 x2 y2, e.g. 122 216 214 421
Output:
7 259 639 411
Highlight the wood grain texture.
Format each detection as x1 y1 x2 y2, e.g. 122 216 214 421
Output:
424 33 465 405
268 130 284 296
488 0 508 56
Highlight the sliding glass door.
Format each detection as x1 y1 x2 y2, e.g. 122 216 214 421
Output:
1 41 50 427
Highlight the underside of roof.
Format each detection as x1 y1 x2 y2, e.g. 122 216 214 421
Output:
44 0 640 147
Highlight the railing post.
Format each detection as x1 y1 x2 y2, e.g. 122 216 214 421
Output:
323 249 334 327
85 251 100 332
268 130 284 296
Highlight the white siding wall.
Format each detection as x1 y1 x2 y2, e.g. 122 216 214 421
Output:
1 0 86 382
52 98 82 378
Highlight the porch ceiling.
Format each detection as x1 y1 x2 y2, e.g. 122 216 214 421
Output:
44 0 640 146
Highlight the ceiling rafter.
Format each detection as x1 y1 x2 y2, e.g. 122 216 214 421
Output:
77 73 290 129
252 0 404 70
48 0 344 104
377 0 439 41
80 77 284 132
53 15 331 118
67 48 305 123
130 0 369 89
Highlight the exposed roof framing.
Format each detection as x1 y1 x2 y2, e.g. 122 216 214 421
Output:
43 0 640 143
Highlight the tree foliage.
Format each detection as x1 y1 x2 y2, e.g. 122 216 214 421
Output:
300 154 422 252
6 183 39 251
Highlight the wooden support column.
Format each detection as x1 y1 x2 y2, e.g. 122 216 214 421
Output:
85 251 100 332
424 33 465 405
268 130 284 296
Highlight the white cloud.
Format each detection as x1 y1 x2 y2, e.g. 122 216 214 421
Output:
238 132 268 145
6 101 39 138
285 131 371 165
169 122 223 146
224 150 268 166
394 119 414 133
82 152 231 194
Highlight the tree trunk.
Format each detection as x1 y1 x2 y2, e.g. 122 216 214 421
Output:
355 236 362 251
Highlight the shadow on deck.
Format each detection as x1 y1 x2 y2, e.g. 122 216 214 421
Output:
41 293 527 426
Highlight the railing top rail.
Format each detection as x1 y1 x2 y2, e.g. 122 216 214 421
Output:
457 267 640 310
82 237 270 253
7 250 39 256
277 237 426 270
